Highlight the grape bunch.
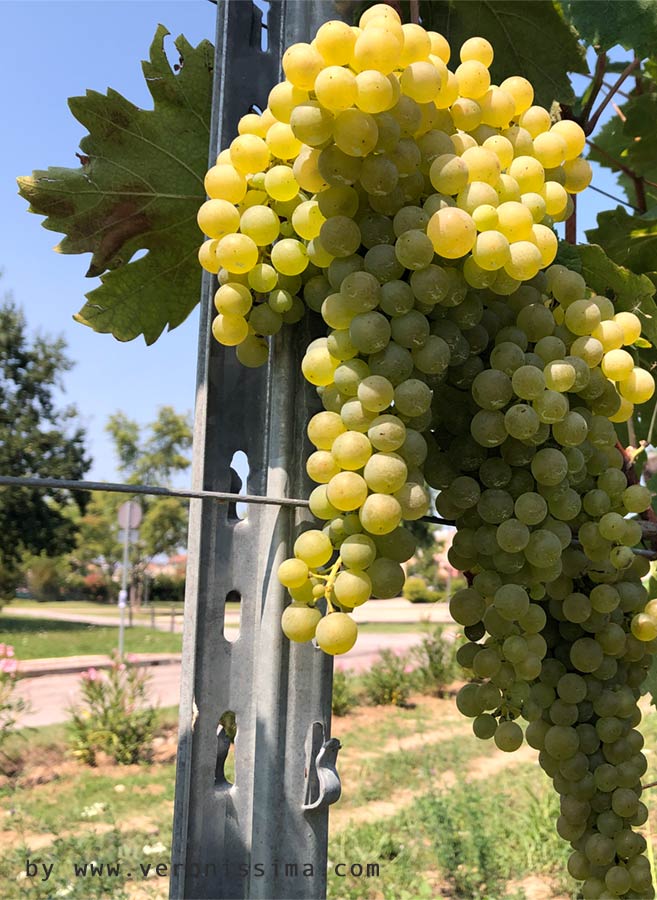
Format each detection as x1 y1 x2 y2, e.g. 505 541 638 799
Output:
197 5 657 893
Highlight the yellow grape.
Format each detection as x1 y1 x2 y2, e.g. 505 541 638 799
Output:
461 147 501 185
212 314 249 347
265 122 302 160
619 368 655 404
428 30 450 63
532 224 558 267
315 19 357 66
315 613 358 655
355 69 395 113
239 205 280 246
214 282 252 316
550 119 586 160
399 61 442 103
352 26 402 74
278 558 309 589
519 105 551 137
479 88 515 129
198 239 220 274
472 231 510 270
197 199 240 240
450 97 482 132
216 233 259 274
302 346 339 386
508 155 545 193
460 36 494 66
614 311 642 345
314 66 358 112
281 603 322 643
326 471 369 511
294 529 333 568
532 131 567 168
455 59 491 99
204 164 247 203
601 349 635 382
500 76 534 115
282 42 324 89
264 165 300 201
427 207 477 258
399 23 432 66
563 158 593 193
229 134 270 174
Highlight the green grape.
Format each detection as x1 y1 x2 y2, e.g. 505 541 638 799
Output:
368 557 406 598
390 311 430 349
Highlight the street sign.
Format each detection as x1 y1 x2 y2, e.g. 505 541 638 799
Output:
117 528 140 543
117 500 142 529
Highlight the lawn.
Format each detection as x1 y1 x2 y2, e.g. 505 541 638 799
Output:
4 691 645 900
0 615 182 660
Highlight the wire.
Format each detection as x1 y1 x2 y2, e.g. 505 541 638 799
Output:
588 183 642 212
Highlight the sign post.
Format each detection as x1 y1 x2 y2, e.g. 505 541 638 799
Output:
117 500 142 658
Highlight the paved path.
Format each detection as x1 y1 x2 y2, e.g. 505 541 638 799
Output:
13 631 428 727
7 599 451 632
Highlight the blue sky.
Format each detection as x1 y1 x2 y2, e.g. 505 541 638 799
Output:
0 2 632 483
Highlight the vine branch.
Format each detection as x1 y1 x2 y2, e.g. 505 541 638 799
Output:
580 49 607 125
585 58 641 135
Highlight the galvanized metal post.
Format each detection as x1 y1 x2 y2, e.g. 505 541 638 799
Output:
170 3 349 898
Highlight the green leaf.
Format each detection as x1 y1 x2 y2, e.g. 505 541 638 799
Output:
574 242 657 345
586 207 657 277
555 239 582 272
588 95 657 214
17 26 213 344
561 0 657 60
420 0 587 106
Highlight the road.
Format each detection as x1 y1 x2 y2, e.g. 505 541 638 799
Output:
6 600 454 727
14 630 428 727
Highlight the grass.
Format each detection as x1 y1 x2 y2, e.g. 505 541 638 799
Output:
0 615 182 659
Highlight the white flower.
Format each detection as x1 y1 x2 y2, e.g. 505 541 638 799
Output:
143 841 167 855
114 784 126 793
80 802 107 819
55 886 74 897
16 872 27 882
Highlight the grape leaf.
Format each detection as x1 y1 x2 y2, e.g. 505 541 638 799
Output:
574 242 657 345
560 0 657 60
588 95 657 214
420 0 587 106
586 207 657 277
555 239 582 272
17 26 213 344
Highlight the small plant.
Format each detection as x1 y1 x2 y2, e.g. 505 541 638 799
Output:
0 643 27 771
362 650 414 707
410 625 457 697
402 575 441 604
67 651 157 765
331 666 358 717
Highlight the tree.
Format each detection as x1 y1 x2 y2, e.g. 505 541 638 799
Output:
72 407 192 601
0 298 90 598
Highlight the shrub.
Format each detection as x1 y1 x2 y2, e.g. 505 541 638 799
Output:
403 575 441 604
332 667 358 716
26 555 64 602
0 644 27 772
362 650 414 707
67 652 157 765
150 573 185 603
410 625 457 697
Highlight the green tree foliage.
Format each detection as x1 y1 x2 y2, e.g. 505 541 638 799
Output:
73 407 192 593
0 299 90 597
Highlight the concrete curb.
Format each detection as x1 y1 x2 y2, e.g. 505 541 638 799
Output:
17 653 182 679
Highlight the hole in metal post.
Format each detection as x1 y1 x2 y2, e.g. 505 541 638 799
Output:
224 589 241 643
215 710 236 787
227 451 250 521
255 1 270 51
